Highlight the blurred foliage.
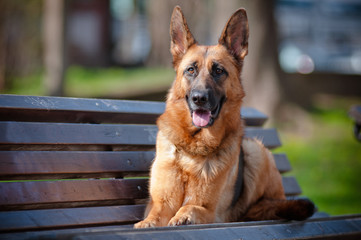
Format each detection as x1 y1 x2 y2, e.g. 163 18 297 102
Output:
276 100 361 215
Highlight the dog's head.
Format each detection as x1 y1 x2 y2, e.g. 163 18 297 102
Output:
169 6 249 128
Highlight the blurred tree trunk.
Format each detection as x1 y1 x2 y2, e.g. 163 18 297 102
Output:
212 0 284 118
43 0 66 96
146 0 209 67
239 0 284 118
197 0 284 119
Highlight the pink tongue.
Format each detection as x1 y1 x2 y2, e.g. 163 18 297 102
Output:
192 110 211 127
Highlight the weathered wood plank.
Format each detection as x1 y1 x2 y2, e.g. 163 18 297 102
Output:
244 128 281 149
0 151 155 180
0 95 165 124
68 215 361 240
282 176 302 196
0 122 281 149
0 94 267 126
273 153 292 173
0 179 148 210
241 107 267 126
0 176 299 210
0 152 290 180
0 206 332 234
0 205 145 233
2 215 360 240
0 122 158 146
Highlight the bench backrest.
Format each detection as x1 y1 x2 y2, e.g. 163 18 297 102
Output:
0 94 301 232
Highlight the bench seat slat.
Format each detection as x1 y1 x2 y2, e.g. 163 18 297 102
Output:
0 95 268 126
273 153 292 173
0 95 165 124
0 151 155 180
0 122 281 149
244 128 281 148
41 215 361 240
0 152 291 180
282 176 302 196
2 215 361 240
0 177 300 211
0 204 144 233
0 179 148 210
0 122 158 146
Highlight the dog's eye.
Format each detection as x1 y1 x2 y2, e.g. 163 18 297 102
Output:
215 68 223 75
187 67 195 75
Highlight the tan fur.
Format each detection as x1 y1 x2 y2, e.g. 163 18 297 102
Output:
134 6 313 228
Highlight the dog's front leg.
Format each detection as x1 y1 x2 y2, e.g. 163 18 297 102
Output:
168 205 215 226
134 132 184 228
167 170 227 226
134 159 184 228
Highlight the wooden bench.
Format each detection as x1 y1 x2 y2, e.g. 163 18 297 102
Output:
0 94 360 239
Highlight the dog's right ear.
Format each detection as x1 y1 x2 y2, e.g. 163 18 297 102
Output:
218 8 249 61
170 6 196 68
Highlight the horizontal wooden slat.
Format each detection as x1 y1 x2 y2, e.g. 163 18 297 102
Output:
0 94 267 126
0 122 280 149
282 176 302 196
0 151 155 180
0 151 290 180
273 153 292 173
0 94 165 124
0 176 299 211
0 179 148 211
244 128 281 149
0 204 332 234
36 215 361 240
0 122 158 146
241 107 267 126
0 205 145 233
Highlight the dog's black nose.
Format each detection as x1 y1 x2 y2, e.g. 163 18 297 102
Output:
191 90 208 106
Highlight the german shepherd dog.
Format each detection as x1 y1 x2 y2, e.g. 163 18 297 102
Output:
134 6 314 228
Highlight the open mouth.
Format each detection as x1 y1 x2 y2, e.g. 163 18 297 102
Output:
191 97 225 128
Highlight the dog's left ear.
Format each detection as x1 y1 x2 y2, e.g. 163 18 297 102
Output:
170 6 197 68
218 8 249 61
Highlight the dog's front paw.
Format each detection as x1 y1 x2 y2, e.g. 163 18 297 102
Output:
134 219 157 228
168 213 195 226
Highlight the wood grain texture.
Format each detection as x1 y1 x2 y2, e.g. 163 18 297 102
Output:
0 95 267 126
0 205 145 232
0 179 148 210
0 152 290 180
0 122 280 148
0 176 299 211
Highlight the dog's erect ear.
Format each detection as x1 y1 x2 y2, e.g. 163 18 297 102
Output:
170 6 196 67
218 8 249 61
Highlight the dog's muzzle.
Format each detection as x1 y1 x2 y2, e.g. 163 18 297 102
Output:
187 90 225 128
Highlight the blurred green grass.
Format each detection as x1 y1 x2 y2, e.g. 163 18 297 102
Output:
276 104 361 215
2 66 361 216
4 66 174 98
